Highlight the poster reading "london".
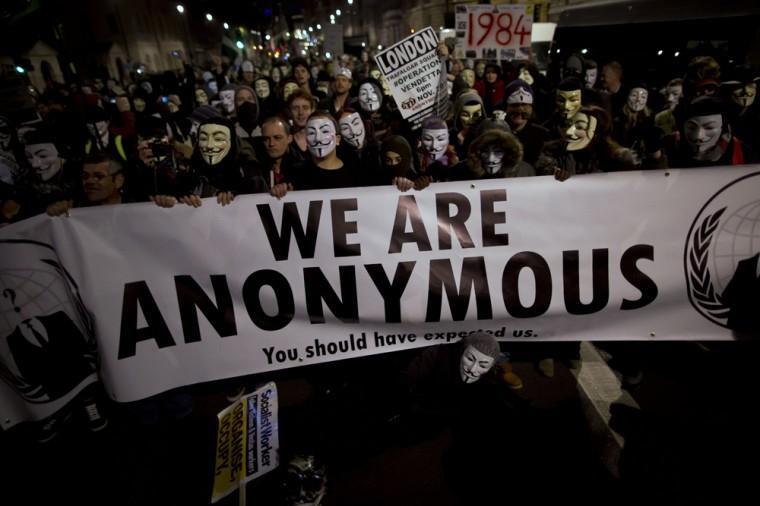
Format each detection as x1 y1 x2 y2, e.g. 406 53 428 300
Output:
375 26 449 128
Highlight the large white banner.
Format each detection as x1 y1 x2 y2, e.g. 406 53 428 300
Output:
1 169 759 426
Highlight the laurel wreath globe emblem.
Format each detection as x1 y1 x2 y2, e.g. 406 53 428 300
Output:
686 207 730 323
684 171 760 329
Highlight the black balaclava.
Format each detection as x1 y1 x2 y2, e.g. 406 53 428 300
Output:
237 101 259 135
381 135 413 178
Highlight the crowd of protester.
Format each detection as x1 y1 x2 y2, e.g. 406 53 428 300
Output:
2 32 760 505
2 38 759 432
1 44 758 225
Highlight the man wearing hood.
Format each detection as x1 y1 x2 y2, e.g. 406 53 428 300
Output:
450 90 486 159
450 128 533 181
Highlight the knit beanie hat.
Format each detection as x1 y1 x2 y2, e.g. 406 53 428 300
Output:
505 79 534 105
464 332 501 360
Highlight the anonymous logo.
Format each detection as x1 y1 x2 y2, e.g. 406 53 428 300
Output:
684 172 760 335
0 240 95 403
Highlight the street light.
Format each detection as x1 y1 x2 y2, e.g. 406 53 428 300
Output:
348 0 354 4
236 41 244 49
223 22 229 30
15 66 25 74
205 13 213 21
265 34 271 41
316 24 321 30
336 9 341 16
308 26 313 32
176 4 185 14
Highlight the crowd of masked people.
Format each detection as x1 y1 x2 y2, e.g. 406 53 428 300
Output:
1 43 758 388
2 41 760 504
1 44 758 224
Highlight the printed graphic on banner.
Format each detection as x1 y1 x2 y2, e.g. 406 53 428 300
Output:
2 169 760 415
684 171 760 336
454 4 533 60
0 240 97 410
212 382 279 503
375 26 449 127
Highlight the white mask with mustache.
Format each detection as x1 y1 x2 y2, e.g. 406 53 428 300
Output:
198 124 231 165
480 147 505 174
306 118 337 158
421 128 449 161
359 83 381 112
338 112 365 149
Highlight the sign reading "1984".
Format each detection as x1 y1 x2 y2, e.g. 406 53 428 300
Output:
454 4 533 61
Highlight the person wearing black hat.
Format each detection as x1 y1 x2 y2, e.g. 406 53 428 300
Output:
721 65 760 155
668 96 754 168
83 106 130 162
474 63 506 116
16 126 81 218
543 77 584 142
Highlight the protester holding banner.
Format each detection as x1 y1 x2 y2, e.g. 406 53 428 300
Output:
290 111 360 191
668 95 755 168
173 116 265 206
415 116 459 186
449 127 532 181
337 108 384 187
17 126 82 218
